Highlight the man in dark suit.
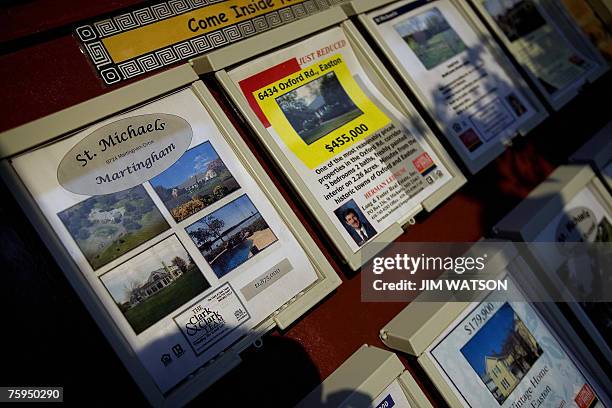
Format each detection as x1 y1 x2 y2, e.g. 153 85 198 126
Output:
343 208 377 246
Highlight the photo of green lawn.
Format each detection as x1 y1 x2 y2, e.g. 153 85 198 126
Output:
100 235 210 334
58 185 169 270
275 71 363 145
394 7 467 70
595 217 612 242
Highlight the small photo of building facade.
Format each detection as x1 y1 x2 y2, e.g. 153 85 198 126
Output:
461 303 544 404
100 235 210 334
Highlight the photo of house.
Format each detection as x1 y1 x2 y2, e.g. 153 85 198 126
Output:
186 194 278 278
460 303 543 404
100 235 210 334
127 262 183 307
483 0 547 42
557 215 612 347
58 185 169 270
150 141 241 222
275 71 363 145
394 7 467 70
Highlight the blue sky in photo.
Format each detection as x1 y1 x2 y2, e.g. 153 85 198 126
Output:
460 303 515 376
484 0 523 18
186 195 259 234
150 141 219 189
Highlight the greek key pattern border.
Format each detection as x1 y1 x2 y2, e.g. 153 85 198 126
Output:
76 0 346 85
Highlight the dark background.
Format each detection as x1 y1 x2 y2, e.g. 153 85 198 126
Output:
1 1 611 406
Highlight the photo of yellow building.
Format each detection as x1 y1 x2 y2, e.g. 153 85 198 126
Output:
461 303 543 404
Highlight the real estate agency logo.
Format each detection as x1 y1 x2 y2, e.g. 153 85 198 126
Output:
173 284 251 355
184 304 225 338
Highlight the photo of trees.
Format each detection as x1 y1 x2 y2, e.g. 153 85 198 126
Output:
186 194 277 278
276 71 363 145
58 185 169 270
100 235 210 334
150 141 240 222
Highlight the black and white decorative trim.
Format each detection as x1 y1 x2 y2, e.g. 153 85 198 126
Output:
76 0 346 85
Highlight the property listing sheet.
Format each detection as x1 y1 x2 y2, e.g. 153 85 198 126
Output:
10 88 317 393
428 278 606 407
229 27 454 252
368 0 538 160
371 379 413 408
478 0 600 103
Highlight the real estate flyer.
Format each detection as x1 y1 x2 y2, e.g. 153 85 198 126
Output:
427 280 605 407
532 185 612 354
479 0 598 101
228 27 453 252
9 88 318 393
367 0 537 160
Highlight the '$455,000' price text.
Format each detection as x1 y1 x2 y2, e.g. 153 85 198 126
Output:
325 123 369 153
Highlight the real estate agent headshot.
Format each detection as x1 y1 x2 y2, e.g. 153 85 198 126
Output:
335 200 377 247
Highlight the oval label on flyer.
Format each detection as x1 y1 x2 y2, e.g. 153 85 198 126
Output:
57 113 192 195
555 206 597 243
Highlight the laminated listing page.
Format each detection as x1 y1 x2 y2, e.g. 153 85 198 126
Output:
228 27 453 253
427 279 606 408
367 0 538 160
9 88 318 393
477 0 599 102
531 185 612 353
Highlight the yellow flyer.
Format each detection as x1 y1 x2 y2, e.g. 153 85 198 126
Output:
254 55 391 169
231 27 454 254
